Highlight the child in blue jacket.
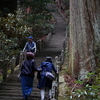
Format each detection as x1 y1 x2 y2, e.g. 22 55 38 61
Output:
37 57 57 100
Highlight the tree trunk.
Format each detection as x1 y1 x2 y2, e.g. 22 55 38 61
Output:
69 0 100 80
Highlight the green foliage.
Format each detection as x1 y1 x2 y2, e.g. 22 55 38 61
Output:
71 84 100 100
64 72 100 100
0 12 31 65
0 0 55 83
19 0 55 39
0 0 55 66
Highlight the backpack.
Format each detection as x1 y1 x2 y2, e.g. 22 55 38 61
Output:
42 63 55 81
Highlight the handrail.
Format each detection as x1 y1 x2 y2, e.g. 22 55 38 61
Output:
51 49 65 100
19 51 26 67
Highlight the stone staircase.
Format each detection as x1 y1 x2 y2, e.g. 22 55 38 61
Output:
0 4 67 100
0 69 42 100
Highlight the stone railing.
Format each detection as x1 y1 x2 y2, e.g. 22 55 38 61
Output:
51 49 65 100
19 51 27 67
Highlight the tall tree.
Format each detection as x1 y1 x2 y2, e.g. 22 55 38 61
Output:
69 0 100 80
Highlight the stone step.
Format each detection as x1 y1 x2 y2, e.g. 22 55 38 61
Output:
0 82 21 86
0 86 21 90
0 88 40 93
0 89 40 95
0 92 41 96
0 85 39 91
0 96 41 100
6 78 39 83
0 82 38 86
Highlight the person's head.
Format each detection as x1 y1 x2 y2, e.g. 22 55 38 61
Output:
27 36 33 42
45 57 53 63
26 52 34 60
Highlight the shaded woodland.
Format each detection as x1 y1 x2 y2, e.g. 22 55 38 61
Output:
0 0 100 100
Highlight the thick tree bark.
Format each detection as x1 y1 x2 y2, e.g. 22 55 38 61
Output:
69 0 100 80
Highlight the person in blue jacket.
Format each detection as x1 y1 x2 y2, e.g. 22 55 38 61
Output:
20 52 37 100
37 57 57 100
23 36 37 55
